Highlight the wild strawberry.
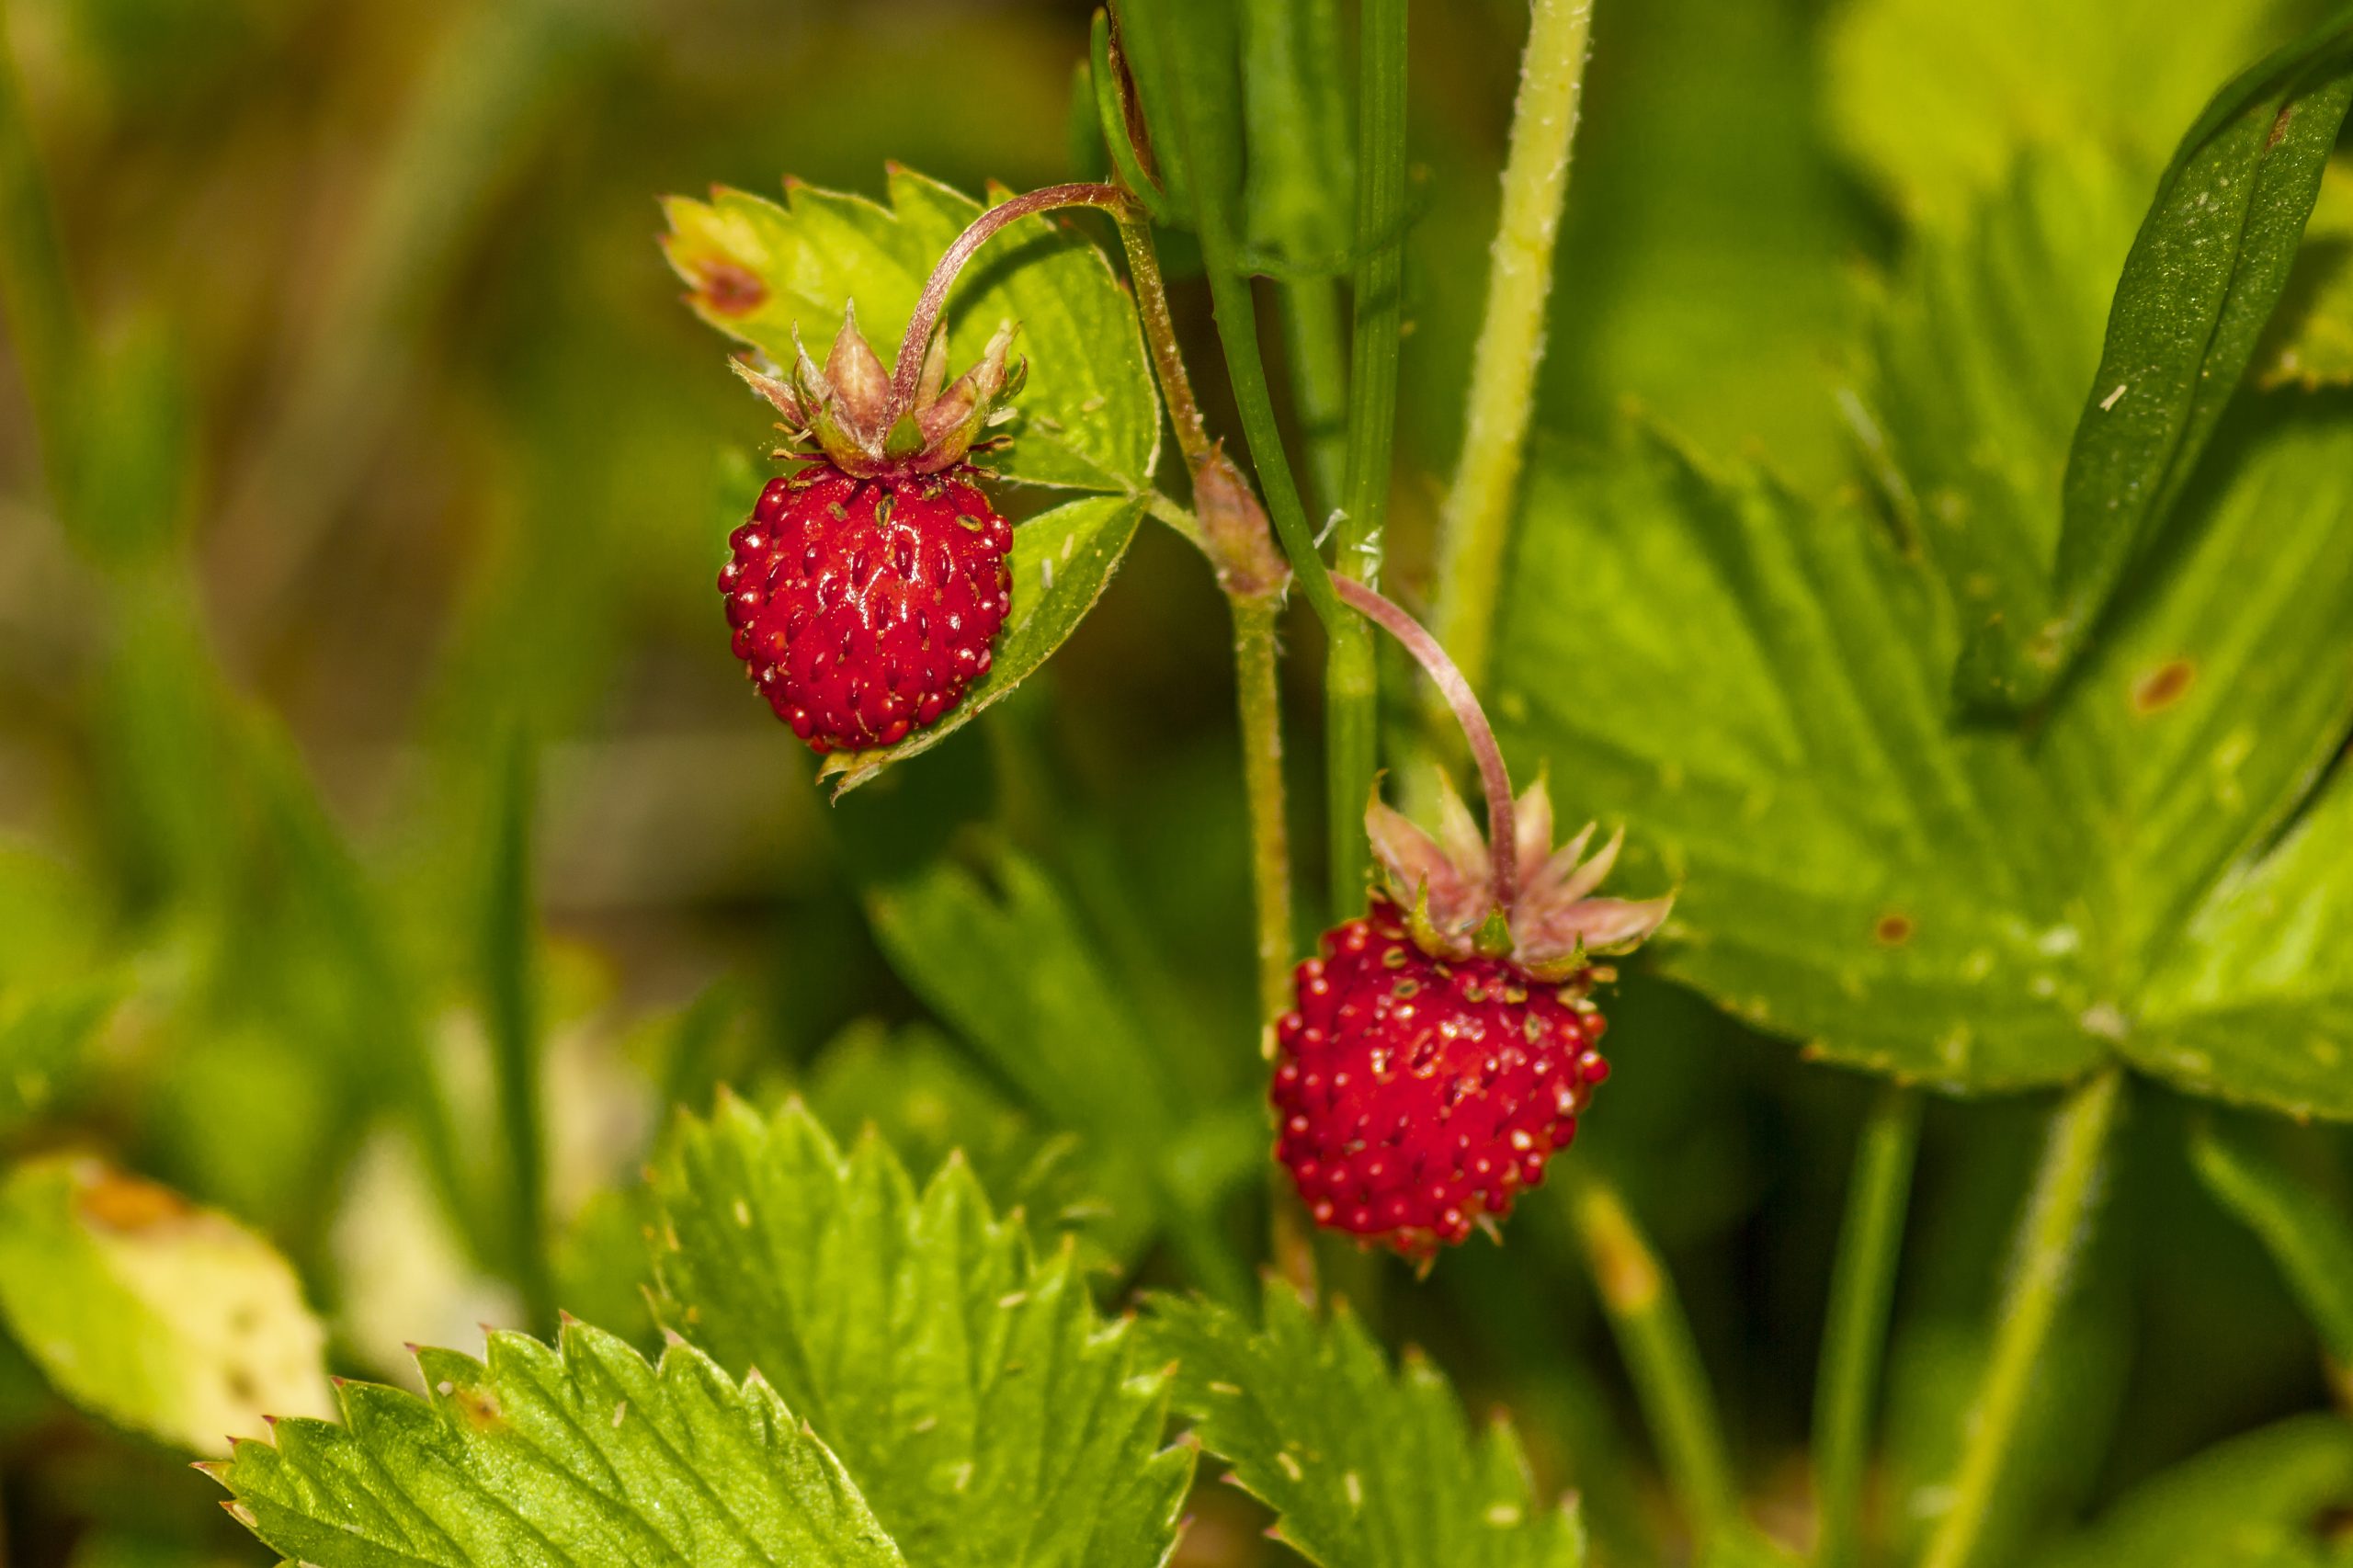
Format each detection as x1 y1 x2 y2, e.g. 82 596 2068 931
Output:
717 307 1022 754
1273 777 1673 1261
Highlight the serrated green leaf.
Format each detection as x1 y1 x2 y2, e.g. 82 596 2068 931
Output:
662 167 1158 494
647 1098 1190 1568
218 1321 909 1566
802 1021 1149 1269
818 492 1144 797
1824 0 2275 220
0 1156 333 1455
2041 413 2353 1003
1862 152 2139 653
1498 153 2353 1113
1838 149 2353 1114
2188 1121 2353 1379
1496 432 2097 1093
2028 1415 2353 1568
863 846 1189 1152
2143 759 2353 1115
1956 20 2353 709
1146 1284 1582 1568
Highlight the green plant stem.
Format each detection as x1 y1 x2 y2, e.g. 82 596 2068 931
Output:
1281 279 1349 519
1231 592 1294 1022
1325 0 1408 921
1115 210 1217 475
1428 0 1595 699
1813 1085 1924 1568
484 733 555 1333
1204 273 1340 623
1118 15 1341 627
1573 1175 1739 1544
1121 216 1293 1016
1919 1066 2125 1568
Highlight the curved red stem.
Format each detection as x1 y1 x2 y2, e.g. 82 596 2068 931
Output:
1329 577 1518 911
890 181 1139 410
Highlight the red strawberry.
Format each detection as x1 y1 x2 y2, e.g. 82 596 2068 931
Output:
717 306 1025 754
1273 778 1671 1260
722 467 1011 753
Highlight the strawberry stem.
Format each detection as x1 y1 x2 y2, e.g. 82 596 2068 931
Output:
890 181 1138 410
1328 577 1518 912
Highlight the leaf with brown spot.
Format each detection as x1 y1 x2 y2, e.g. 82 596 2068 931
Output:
661 167 1159 494
0 1156 333 1456
216 1322 910 1566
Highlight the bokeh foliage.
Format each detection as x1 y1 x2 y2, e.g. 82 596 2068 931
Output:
0 0 2351 1564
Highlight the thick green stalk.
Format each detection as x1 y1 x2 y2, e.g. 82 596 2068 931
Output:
1428 0 1596 698
1813 1085 1925 1568
1919 1067 2125 1568
1231 592 1294 1020
1574 1176 1739 1544
1325 0 1409 919
1202 268 1340 624
1282 279 1350 520
1120 211 1293 1018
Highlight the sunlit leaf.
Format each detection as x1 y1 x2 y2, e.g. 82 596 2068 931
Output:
1496 431 2097 1093
0 1157 332 1455
2143 763 2353 1119
647 1098 1191 1568
1824 0 2274 219
1954 20 2353 709
217 1322 908 1566
662 167 1158 494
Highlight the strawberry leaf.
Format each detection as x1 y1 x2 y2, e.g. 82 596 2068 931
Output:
2146 760 2353 1119
817 492 1144 798
2256 159 2353 392
2188 1120 2353 1381
216 1322 910 1566
1495 139 2353 1118
662 167 1159 495
802 1020 1153 1270
2025 1415 2353 1568
0 1156 333 1456
863 850 1192 1162
1956 20 2353 709
1145 1284 1583 1568
1824 0 2275 219
1498 431 2099 1092
646 1097 1191 1568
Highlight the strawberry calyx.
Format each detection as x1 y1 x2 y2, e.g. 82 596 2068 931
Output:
733 306 1026 479
1370 773 1675 982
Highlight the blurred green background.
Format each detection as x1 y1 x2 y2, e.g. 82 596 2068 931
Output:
0 0 2347 1562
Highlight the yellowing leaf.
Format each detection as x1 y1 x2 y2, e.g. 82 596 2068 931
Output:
0 1156 333 1454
